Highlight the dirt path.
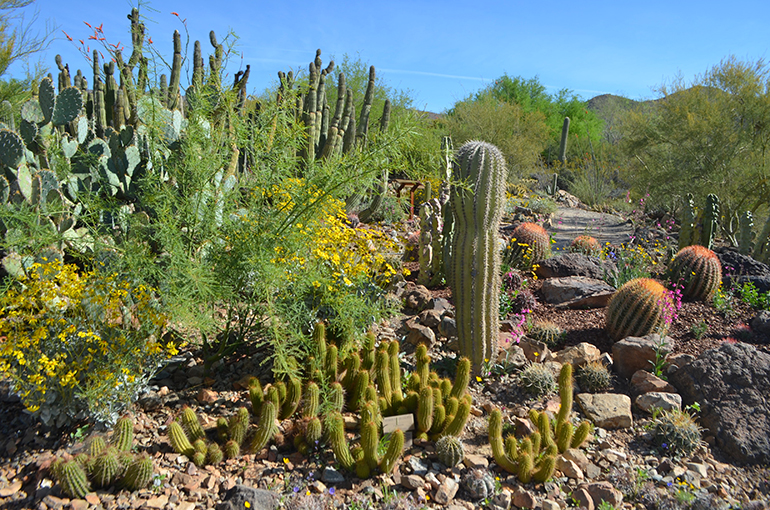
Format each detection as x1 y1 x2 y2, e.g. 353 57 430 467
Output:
547 206 634 250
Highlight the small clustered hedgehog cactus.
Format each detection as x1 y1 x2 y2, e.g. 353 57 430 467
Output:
651 408 704 456
605 278 673 341
576 360 612 392
526 319 564 348
518 362 556 396
666 245 722 302
504 222 552 270
51 416 155 498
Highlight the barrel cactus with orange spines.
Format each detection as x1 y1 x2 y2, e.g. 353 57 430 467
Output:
605 278 673 341
504 222 551 270
666 245 722 301
569 235 601 256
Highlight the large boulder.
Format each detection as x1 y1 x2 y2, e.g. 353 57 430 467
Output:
669 342 770 465
612 335 674 380
536 253 617 281
540 276 615 308
717 248 770 293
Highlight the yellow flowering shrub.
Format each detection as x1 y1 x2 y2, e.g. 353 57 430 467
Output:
0 259 176 427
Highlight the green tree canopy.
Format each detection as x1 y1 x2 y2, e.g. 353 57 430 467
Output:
480 73 605 161
619 56 770 217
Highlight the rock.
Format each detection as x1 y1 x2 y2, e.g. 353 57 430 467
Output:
400 474 424 490
498 342 528 370
556 457 584 480
536 252 617 280
576 393 633 429
407 457 430 476
513 416 537 437
519 337 550 363
669 341 770 464
635 392 682 413
145 495 170 509
196 388 218 404
404 284 432 312
542 501 560 510
612 334 673 380
540 276 615 308
434 477 459 505
217 485 279 510
630 370 676 394
554 343 602 367
561 448 589 472
512 488 536 509
491 489 512 510
580 481 623 508
439 315 458 338
404 320 436 348
321 466 346 484
427 297 453 313
571 487 594 510
462 454 489 469
751 310 770 338
417 309 443 329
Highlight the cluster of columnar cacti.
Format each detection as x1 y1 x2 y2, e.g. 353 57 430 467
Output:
678 193 720 250
417 185 450 287
167 402 277 467
605 278 673 341
51 416 154 498
666 245 722 301
449 141 508 375
488 364 590 483
569 235 601 256
504 222 552 271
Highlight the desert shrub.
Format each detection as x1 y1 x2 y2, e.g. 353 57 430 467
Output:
0 259 174 427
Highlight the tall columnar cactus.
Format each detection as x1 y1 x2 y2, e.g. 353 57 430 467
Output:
449 141 508 374
111 415 134 452
738 211 755 256
558 116 570 165
605 278 672 341
701 194 720 250
666 245 722 301
504 222 551 270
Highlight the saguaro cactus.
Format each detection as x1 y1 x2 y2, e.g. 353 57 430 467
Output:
449 141 507 374
558 116 570 165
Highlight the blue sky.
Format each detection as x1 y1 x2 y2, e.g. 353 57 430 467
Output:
6 0 770 113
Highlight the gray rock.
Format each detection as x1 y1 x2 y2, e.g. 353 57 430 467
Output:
751 310 770 338
417 309 443 329
217 485 279 510
321 466 346 484
400 474 424 490
407 456 430 476
669 341 770 465
635 392 682 413
427 297 453 313
612 334 673 380
535 252 617 281
540 276 615 308
439 315 458 339
576 393 633 429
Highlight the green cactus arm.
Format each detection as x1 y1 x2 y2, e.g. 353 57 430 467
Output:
378 429 404 474
488 408 518 473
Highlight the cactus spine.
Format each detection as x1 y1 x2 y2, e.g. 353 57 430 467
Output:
666 245 722 301
605 278 672 341
450 141 507 374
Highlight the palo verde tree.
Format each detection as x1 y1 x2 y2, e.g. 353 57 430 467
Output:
619 56 770 219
